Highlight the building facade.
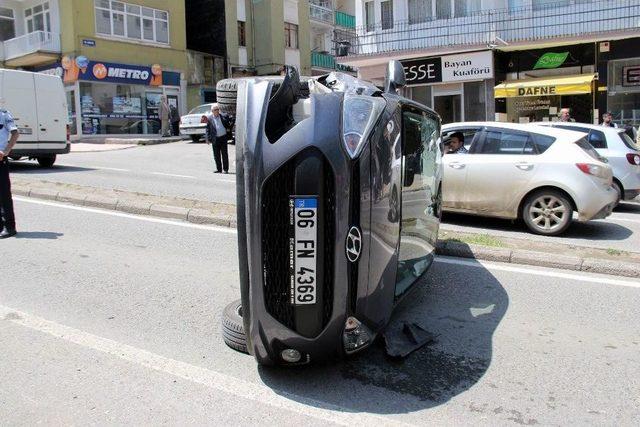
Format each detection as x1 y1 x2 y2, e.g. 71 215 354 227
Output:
309 0 357 76
1 0 189 137
338 0 640 127
224 0 312 77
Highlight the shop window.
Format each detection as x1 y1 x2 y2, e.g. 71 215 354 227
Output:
410 85 432 108
408 0 432 24
532 0 570 10
25 2 51 34
380 1 393 30
364 1 374 32
455 0 481 17
436 0 451 19
464 81 486 121
284 22 298 49
238 21 246 47
94 0 169 45
0 7 15 41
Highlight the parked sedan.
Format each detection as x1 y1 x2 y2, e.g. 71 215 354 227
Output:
536 122 640 203
441 122 618 236
179 103 212 142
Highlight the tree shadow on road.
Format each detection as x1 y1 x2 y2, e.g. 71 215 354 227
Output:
15 231 64 240
257 257 508 414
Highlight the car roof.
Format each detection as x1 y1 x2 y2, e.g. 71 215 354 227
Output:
535 121 625 135
442 121 586 142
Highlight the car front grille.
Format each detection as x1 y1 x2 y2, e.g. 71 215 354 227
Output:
261 149 335 332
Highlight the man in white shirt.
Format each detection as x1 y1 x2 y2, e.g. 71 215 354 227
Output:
0 108 19 238
205 103 232 173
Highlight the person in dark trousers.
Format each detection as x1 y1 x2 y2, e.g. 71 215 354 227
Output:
169 103 180 136
0 108 19 238
205 103 232 173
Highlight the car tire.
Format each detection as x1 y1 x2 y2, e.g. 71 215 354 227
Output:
522 190 573 236
190 135 201 143
216 77 286 116
612 181 623 206
221 299 248 354
37 155 56 168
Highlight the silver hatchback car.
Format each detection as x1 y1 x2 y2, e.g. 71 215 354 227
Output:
441 122 618 236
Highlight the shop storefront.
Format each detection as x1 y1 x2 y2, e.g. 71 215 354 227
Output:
38 56 182 136
597 38 640 128
495 44 597 123
400 51 494 123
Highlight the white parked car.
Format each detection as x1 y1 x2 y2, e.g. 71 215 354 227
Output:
536 122 640 202
441 122 618 236
179 103 212 142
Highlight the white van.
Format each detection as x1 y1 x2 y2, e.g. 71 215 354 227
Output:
0 68 69 167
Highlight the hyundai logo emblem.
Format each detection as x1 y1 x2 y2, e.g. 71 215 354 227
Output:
346 226 362 263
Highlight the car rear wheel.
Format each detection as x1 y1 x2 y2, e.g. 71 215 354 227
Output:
37 155 56 168
522 190 572 236
190 135 201 143
221 299 248 354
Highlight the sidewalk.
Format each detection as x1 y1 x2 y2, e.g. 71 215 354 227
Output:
10 177 640 279
71 135 189 146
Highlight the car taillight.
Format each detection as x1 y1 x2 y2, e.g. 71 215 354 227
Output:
200 115 208 124
66 124 70 142
626 153 640 165
576 163 609 179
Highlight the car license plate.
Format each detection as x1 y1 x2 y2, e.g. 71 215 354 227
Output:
289 197 318 305
18 127 33 135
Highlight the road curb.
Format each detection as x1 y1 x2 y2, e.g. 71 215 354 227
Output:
12 179 640 279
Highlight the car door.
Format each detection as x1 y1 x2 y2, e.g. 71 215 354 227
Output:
441 126 482 210
462 128 538 217
34 73 67 148
1 70 38 150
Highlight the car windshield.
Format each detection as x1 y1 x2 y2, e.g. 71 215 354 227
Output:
189 105 211 115
618 131 640 151
575 137 607 162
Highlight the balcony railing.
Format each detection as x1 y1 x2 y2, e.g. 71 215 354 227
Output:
311 51 355 72
343 0 640 57
335 11 355 29
310 2 334 25
3 31 61 61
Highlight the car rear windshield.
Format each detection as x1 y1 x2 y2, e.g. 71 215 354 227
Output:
618 131 640 151
575 137 607 162
189 105 211 114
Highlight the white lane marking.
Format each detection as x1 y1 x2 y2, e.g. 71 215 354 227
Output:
0 305 406 427
15 196 639 286
151 172 197 179
14 197 237 235
435 256 640 288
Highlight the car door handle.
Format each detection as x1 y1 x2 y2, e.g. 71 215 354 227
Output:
448 162 465 169
40 128 47 131
515 162 533 171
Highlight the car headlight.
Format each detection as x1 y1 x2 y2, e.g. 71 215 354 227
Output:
342 95 385 159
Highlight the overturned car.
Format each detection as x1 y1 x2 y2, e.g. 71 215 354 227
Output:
222 61 443 365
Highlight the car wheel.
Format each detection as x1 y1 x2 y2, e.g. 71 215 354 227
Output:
221 299 248 354
612 181 623 206
522 190 573 236
37 155 56 168
190 135 201 143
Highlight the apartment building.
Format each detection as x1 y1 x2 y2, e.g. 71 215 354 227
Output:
338 0 640 126
225 0 311 76
309 0 357 75
1 0 189 137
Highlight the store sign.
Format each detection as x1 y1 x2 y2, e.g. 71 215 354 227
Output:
82 39 96 47
36 56 162 86
534 52 569 70
402 51 493 86
518 86 557 96
623 66 640 86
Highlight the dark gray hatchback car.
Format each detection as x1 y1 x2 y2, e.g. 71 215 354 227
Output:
222 61 443 365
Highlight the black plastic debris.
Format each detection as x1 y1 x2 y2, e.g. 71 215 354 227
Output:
383 321 436 358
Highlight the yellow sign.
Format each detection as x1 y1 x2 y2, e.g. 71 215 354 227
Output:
494 74 595 98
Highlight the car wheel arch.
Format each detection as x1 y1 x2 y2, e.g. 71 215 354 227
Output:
517 185 577 219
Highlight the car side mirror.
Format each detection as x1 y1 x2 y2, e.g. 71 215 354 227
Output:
384 60 406 94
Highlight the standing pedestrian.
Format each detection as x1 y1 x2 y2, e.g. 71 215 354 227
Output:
0 108 19 238
159 95 170 137
600 112 618 128
559 108 575 122
170 103 180 136
205 103 232 174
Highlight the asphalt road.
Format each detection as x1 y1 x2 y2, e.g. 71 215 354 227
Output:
10 141 640 254
2 198 639 425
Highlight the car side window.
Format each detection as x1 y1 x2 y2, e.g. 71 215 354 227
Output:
588 130 607 149
441 127 481 151
479 130 531 155
531 133 556 154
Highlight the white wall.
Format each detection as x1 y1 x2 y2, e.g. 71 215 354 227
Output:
285 48 301 70
238 46 248 66
237 0 246 21
284 0 299 24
